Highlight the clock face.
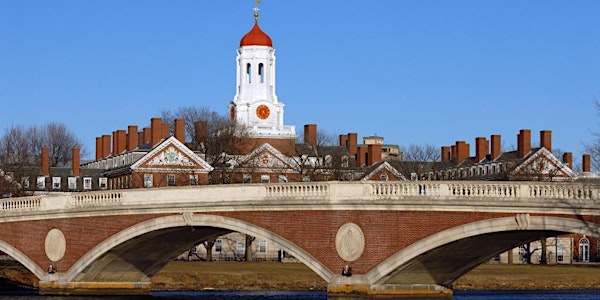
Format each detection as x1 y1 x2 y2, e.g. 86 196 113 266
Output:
256 104 270 120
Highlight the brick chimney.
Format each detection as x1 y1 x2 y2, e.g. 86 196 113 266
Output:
475 137 488 163
102 134 111 158
112 131 118 156
451 145 456 162
127 125 138 151
116 129 127 154
441 146 451 162
174 118 186 144
72 147 80 177
490 134 501 160
348 133 358 158
540 130 552 153
194 120 208 146
357 146 367 167
518 129 531 158
454 141 470 164
339 134 348 148
41 147 50 176
141 127 150 144
95 137 103 161
151 118 162 147
368 144 382 166
583 154 591 173
304 124 317 147
562 152 573 169
162 122 171 139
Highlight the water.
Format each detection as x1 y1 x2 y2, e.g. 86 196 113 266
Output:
0 290 599 300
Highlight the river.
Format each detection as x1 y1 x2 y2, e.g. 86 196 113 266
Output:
0 290 599 299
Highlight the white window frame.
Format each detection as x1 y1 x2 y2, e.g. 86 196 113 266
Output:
236 240 246 254
215 239 222 253
36 176 45 189
143 174 153 188
258 240 267 253
380 173 388 181
68 177 77 190
167 174 176 186
189 175 198 186
52 177 61 189
83 177 92 190
278 175 288 183
99 177 108 189
260 175 270 183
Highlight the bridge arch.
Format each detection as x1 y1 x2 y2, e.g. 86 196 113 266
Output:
0 240 46 280
367 216 600 287
66 213 334 283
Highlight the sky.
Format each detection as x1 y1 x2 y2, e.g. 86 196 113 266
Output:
1 0 599 162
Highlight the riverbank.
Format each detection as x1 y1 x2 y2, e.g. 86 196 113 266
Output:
1 260 600 291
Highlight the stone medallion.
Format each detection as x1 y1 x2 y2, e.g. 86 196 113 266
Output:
335 223 365 262
44 229 66 262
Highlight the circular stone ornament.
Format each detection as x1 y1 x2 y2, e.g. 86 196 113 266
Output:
335 223 365 262
45 229 66 262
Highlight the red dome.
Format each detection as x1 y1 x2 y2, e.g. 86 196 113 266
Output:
240 20 273 47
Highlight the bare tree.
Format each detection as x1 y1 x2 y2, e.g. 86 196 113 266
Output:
401 144 440 162
584 99 600 172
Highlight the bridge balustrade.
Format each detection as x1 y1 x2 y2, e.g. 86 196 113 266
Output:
527 183 597 200
71 191 123 207
265 183 329 198
446 182 519 199
0 196 41 211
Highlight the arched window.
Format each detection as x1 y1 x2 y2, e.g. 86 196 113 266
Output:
380 173 388 181
579 236 590 262
259 63 264 83
246 63 252 83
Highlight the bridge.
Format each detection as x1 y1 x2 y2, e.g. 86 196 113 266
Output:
1 181 599 296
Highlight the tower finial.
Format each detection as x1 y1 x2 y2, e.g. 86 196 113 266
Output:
253 0 261 20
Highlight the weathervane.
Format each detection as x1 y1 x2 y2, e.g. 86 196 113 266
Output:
253 0 261 20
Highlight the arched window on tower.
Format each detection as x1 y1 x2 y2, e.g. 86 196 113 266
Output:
246 63 252 83
259 63 264 83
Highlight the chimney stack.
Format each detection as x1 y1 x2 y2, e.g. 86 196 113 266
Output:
357 146 367 167
562 152 573 170
41 147 50 176
102 134 111 158
583 154 591 173
112 131 118 156
540 130 552 153
128 125 138 151
151 118 162 147
72 147 80 177
475 137 488 163
162 122 171 139
95 137 103 161
454 141 470 164
116 129 127 154
518 129 531 158
441 146 451 162
348 133 358 158
490 134 501 160
304 124 317 147
367 144 382 166
339 134 348 148
174 118 186 144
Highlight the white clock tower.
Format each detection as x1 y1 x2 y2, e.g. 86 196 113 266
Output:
229 5 295 140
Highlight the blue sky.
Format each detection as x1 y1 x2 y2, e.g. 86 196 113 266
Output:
1 0 599 162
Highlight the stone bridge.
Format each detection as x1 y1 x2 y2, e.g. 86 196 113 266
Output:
1 181 599 296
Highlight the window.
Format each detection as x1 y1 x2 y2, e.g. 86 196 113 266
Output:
236 240 245 254
258 240 267 253
278 175 288 183
243 174 252 183
144 174 153 188
380 173 388 181
302 176 310 182
167 174 176 186
189 175 198 186
260 175 270 183
557 245 564 262
99 178 108 189
52 177 61 189
579 236 590 262
246 63 252 83
258 63 264 83
68 177 77 190
83 177 92 190
36 176 45 189
22 177 29 189
215 239 222 252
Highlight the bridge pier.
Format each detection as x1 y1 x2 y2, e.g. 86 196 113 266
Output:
327 275 452 297
38 280 151 296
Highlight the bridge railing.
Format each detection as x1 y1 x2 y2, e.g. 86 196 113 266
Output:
0 196 42 211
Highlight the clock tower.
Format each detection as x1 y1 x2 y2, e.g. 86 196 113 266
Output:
229 4 296 141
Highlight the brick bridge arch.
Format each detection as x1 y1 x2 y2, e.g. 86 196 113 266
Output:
65 214 334 284
365 216 600 291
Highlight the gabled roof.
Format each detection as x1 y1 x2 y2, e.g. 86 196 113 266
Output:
361 161 407 181
509 147 575 180
235 143 299 173
131 136 213 173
